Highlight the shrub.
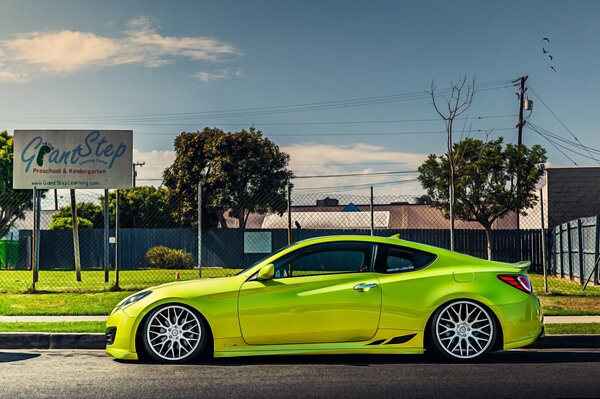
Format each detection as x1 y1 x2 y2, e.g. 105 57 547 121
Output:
49 217 94 230
145 246 194 269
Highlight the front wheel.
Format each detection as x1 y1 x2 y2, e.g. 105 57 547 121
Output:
430 300 497 361
142 304 207 363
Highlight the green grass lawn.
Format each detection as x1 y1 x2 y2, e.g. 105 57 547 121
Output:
0 268 242 293
529 273 600 316
0 321 105 333
0 269 598 316
545 323 600 335
530 273 600 296
0 291 133 315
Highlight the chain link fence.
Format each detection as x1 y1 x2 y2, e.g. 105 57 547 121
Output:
0 184 598 296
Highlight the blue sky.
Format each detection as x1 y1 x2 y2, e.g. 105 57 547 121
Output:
1 0 599 194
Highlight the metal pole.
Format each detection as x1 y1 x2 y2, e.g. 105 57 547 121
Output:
34 189 41 284
115 189 120 289
287 184 292 245
70 189 82 282
197 183 202 279
54 189 58 210
370 186 374 236
540 188 548 294
103 189 110 283
31 187 38 290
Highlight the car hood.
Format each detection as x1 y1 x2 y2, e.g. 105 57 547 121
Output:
147 275 245 298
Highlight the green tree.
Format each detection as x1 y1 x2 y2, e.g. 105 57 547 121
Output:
51 202 104 228
49 216 94 230
50 187 175 229
164 127 294 229
106 186 177 228
0 131 36 238
418 137 547 260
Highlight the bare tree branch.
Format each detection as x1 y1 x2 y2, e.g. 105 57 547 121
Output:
428 75 477 251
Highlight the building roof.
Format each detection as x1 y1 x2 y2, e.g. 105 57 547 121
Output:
263 211 390 229
225 203 518 230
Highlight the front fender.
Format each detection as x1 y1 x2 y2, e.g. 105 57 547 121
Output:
123 292 241 354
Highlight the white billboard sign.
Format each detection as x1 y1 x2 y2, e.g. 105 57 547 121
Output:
13 130 133 189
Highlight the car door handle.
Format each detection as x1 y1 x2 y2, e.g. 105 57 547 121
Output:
354 283 378 292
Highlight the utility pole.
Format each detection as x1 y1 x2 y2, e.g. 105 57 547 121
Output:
514 75 528 233
515 75 528 146
132 161 145 187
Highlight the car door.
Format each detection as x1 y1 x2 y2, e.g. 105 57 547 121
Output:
238 241 381 345
374 244 438 332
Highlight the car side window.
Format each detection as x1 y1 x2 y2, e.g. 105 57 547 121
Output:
273 242 374 278
375 244 436 274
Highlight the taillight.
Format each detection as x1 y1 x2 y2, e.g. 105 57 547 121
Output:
497 274 532 294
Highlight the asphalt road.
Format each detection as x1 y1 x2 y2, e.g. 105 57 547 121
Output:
1 349 599 399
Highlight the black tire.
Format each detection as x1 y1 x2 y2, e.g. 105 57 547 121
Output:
142 304 208 364
429 300 497 361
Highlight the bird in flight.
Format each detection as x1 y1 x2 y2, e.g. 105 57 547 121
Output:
549 55 554 61
542 47 549 53
550 66 557 72
543 37 550 43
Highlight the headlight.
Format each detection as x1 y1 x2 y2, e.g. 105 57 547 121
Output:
118 290 153 309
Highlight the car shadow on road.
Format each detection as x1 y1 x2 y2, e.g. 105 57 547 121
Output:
0 351 40 363
120 349 600 367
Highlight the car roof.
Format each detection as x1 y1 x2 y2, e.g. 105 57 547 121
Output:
294 234 444 254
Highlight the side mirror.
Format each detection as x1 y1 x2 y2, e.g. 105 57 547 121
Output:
257 264 275 281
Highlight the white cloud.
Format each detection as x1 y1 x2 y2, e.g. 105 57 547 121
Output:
194 67 243 82
5 31 121 73
0 16 240 82
282 143 428 196
129 144 429 197
132 148 176 186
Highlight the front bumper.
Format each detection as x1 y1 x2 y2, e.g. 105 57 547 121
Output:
105 308 139 360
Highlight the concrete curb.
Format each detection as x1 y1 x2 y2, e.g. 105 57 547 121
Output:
526 334 600 349
0 333 105 350
0 333 599 351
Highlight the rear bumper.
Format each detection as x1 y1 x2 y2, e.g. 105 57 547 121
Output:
105 308 139 360
493 294 544 350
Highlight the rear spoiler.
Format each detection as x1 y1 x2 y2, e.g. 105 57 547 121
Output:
513 261 531 271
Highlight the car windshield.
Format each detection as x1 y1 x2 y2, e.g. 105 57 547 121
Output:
234 243 298 275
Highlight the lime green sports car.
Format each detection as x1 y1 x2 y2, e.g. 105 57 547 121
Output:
106 235 543 363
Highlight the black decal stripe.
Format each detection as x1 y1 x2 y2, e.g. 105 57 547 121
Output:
366 339 386 346
385 334 417 345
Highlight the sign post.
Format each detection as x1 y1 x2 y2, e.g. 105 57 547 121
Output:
13 130 133 287
103 189 110 283
70 189 82 282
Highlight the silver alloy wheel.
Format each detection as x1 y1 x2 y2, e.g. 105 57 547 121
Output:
434 301 494 359
145 305 202 361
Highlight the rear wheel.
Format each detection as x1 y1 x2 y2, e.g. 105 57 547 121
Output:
430 300 496 361
142 304 207 363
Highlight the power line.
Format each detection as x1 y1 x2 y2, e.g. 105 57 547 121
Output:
1 79 514 123
527 125 579 165
528 123 600 155
3 115 518 128
295 170 418 179
129 126 511 137
293 178 419 193
138 170 420 182
528 86 600 164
